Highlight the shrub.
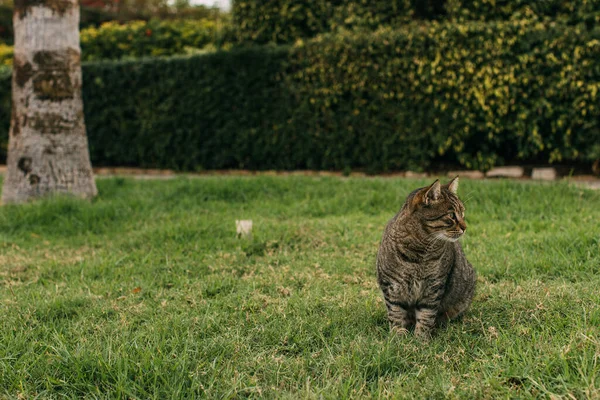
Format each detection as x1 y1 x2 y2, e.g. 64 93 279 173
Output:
80 47 295 170
0 5 12 43
0 5 130 45
80 19 234 61
0 43 12 66
0 66 9 162
233 0 600 45
80 6 120 29
1 21 599 171
287 21 600 170
233 0 416 45
446 0 600 25
0 18 236 65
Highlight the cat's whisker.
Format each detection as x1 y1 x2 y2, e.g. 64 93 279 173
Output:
462 196 475 204
425 232 448 251
461 191 476 204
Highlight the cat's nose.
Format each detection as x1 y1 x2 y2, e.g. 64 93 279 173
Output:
459 221 467 232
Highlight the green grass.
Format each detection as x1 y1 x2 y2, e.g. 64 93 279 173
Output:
1 176 599 398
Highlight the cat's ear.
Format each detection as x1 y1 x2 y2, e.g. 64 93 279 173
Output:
423 179 441 205
446 176 459 194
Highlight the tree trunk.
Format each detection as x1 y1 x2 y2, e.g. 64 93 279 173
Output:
1 0 97 204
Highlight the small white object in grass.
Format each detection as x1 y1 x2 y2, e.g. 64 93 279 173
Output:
236 220 253 238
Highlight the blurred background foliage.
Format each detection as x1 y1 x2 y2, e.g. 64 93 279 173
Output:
1 0 599 172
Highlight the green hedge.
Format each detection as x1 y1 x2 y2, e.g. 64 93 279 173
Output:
287 21 600 170
233 0 428 45
447 0 600 24
0 48 293 169
1 21 599 171
80 47 296 170
233 0 600 45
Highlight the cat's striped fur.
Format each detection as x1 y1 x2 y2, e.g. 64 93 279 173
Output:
376 177 476 339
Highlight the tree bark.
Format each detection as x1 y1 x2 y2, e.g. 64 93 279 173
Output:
2 0 97 204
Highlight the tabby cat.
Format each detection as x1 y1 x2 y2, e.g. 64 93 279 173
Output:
376 177 476 339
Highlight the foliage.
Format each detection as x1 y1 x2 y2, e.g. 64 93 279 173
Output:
150 3 229 21
0 5 12 43
80 47 293 170
1 21 599 171
0 176 600 397
232 0 417 45
0 66 8 162
0 4 129 45
287 21 600 170
92 0 228 21
80 6 122 29
80 19 233 61
446 0 600 25
0 3 230 45
232 0 600 45
0 42 11 65
0 18 234 65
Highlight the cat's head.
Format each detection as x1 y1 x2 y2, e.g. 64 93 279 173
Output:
408 177 467 241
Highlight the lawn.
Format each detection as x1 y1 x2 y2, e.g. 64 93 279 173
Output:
1 176 599 398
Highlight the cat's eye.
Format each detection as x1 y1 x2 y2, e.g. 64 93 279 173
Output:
448 212 457 220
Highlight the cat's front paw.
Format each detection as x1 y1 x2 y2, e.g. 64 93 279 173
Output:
414 326 433 341
390 326 409 336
